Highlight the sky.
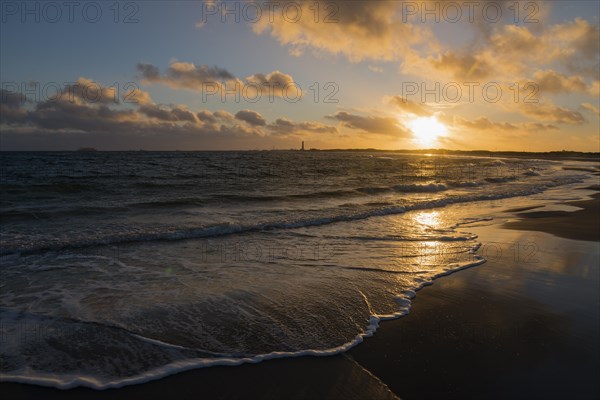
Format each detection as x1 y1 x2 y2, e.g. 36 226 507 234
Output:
1 0 599 151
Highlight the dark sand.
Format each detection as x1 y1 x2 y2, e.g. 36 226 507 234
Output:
504 191 600 241
347 188 599 399
3 189 599 400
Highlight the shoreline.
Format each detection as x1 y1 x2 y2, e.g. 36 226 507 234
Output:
2 186 599 399
503 190 600 242
347 185 600 399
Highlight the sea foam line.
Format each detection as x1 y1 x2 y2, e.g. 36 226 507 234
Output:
1 175 583 257
0 252 486 390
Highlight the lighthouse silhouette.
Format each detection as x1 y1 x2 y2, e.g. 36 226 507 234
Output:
301 141 305 151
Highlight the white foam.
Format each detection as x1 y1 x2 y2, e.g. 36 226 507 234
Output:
0 252 486 390
2 171 585 257
523 168 541 176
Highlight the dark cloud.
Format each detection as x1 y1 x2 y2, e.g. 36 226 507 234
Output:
171 107 197 123
251 0 421 62
235 110 266 126
196 110 217 123
137 62 236 90
267 117 338 136
137 61 299 100
520 103 586 124
136 63 160 80
139 104 179 121
139 104 197 122
0 89 27 108
0 89 29 124
327 111 410 137
533 70 589 94
29 98 138 132
0 87 267 143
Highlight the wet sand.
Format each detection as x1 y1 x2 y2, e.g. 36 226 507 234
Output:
3 188 599 399
503 191 600 241
349 208 600 398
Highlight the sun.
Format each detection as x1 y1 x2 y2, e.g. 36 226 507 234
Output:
409 116 448 147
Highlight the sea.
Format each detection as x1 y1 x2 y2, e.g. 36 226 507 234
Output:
0 151 595 388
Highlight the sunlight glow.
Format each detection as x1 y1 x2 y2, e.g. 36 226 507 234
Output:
414 211 441 228
409 117 448 147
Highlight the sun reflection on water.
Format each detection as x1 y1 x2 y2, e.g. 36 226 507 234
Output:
414 210 441 228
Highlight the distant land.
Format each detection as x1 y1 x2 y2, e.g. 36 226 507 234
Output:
2 149 599 162
312 149 600 162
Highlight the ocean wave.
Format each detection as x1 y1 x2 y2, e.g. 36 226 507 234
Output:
451 181 481 187
485 176 517 183
523 168 541 176
393 183 448 192
0 255 485 390
0 175 582 256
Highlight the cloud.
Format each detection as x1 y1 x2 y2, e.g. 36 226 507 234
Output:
27 98 139 133
60 78 120 105
244 71 298 98
171 107 197 122
326 111 411 137
429 52 493 81
581 102 600 117
0 82 287 147
123 86 154 105
251 1 429 62
519 102 586 124
0 88 29 124
451 116 518 132
196 110 217 123
402 17 599 86
137 62 235 90
433 114 561 150
267 117 338 136
552 17 600 61
214 110 234 120
0 88 27 108
137 61 299 99
235 109 267 126
139 104 197 122
522 122 561 131
589 81 600 97
401 48 502 83
532 70 589 94
442 115 559 133
487 17 599 72
387 96 432 117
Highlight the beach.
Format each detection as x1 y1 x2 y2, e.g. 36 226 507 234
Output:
3 176 598 400
2 0 600 397
349 185 600 399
